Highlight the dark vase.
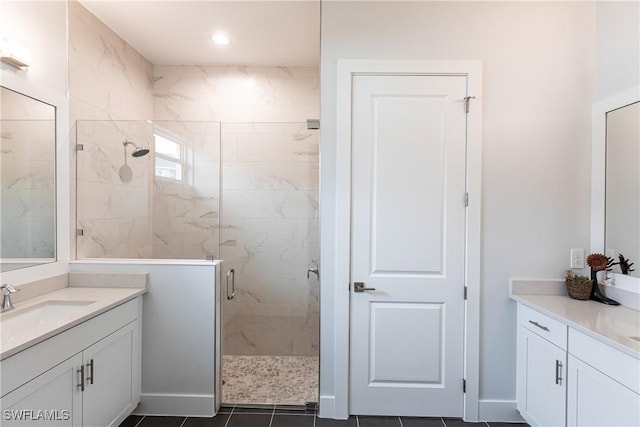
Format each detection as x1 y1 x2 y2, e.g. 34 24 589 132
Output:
589 270 620 305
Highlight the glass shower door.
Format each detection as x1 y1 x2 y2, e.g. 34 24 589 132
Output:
220 122 319 406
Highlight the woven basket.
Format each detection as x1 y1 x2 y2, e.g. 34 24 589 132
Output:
566 279 592 300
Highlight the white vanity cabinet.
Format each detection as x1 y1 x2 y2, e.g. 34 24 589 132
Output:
566 329 640 427
516 301 640 427
81 322 137 427
516 305 567 427
0 298 141 427
1 354 83 426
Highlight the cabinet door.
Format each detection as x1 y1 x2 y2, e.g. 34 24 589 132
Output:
517 327 566 427
82 321 138 427
567 355 640 427
0 353 82 427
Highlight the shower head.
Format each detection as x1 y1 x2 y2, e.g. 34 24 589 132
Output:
123 139 150 157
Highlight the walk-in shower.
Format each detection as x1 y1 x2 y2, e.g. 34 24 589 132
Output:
75 119 319 407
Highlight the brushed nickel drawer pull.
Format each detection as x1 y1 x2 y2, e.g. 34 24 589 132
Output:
528 320 550 332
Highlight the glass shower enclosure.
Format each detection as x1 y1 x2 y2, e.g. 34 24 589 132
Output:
75 120 319 406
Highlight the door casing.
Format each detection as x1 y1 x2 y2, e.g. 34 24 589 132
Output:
329 59 482 421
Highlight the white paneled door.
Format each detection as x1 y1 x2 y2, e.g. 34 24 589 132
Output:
350 74 468 416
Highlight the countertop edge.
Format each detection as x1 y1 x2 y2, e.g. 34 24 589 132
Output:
0 288 146 361
510 293 640 360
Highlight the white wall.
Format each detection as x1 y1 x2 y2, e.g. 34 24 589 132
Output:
0 0 68 95
596 1 640 101
319 1 595 419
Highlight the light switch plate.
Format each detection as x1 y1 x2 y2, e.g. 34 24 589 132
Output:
570 248 585 269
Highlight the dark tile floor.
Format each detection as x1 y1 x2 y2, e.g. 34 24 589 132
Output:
120 405 528 427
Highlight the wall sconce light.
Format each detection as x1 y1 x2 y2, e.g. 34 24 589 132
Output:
0 38 31 69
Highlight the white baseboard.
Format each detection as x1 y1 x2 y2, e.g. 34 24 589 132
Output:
134 393 215 417
318 395 336 419
478 399 525 422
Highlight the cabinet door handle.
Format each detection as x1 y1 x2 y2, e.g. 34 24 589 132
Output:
87 359 94 385
528 320 550 332
555 360 563 385
77 365 85 391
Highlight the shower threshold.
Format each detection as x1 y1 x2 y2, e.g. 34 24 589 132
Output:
222 355 318 406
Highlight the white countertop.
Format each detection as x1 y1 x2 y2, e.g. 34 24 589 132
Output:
0 286 146 360
510 280 640 359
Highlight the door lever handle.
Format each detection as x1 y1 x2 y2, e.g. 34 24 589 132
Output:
354 282 376 293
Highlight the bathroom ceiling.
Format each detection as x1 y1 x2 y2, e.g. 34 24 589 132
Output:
78 0 321 66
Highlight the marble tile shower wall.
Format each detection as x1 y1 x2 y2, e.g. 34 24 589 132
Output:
152 121 221 260
76 120 153 258
153 66 319 356
69 0 154 258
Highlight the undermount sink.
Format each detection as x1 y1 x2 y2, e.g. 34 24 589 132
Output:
1 300 96 345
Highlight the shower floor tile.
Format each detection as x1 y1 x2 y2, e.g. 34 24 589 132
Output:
222 355 318 405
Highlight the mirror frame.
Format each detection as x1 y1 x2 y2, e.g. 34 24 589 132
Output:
1 70 70 285
591 85 640 291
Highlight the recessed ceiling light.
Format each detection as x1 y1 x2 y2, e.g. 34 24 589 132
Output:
212 33 231 46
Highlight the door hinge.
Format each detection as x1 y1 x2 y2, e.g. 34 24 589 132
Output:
464 286 468 300
464 192 469 207
463 379 467 393
76 229 84 236
75 143 84 151
464 96 475 114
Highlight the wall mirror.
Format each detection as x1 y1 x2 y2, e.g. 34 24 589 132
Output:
605 101 639 278
0 85 57 272
591 86 640 288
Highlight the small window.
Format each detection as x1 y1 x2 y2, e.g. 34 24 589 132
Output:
155 157 183 181
154 133 184 181
155 134 181 159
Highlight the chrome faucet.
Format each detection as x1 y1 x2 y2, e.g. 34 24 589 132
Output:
1 284 19 313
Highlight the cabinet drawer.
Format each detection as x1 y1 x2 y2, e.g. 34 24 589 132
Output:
518 305 567 349
569 328 639 394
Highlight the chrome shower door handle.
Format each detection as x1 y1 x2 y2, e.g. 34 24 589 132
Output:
307 267 319 279
226 269 235 300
